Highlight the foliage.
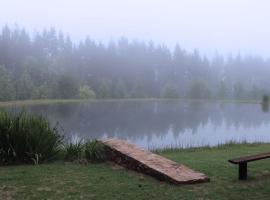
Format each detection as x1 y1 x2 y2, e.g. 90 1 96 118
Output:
32 83 51 99
112 79 128 98
161 83 179 98
0 65 15 101
250 85 260 100
188 80 211 99
217 81 227 99
262 95 270 112
0 111 63 165
1 25 270 101
79 85 96 99
233 82 246 99
17 69 34 100
97 80 111 99
57 73 79 99
132 82 146 98
84 140 106 163
262 94 269 104
63 140 84 161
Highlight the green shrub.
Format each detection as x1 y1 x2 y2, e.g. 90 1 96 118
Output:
64 140 84 161
161 83 179 99
85 140 106 163
0 111 63 165
262 95 269 104
79 85 96 99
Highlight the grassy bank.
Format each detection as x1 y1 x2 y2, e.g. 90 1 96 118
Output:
0 98 261 108
1 143 270 199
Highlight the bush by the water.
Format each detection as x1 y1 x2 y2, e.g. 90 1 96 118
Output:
0 111 63 165
63 139 106 163
64 140 84 161
85 140 106 163
262 95 269 104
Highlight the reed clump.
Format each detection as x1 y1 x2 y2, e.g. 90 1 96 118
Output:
0 111 63 165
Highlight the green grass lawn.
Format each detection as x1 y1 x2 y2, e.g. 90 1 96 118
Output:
1 143 270 199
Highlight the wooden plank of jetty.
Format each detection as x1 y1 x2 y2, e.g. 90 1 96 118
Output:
99 138 209 184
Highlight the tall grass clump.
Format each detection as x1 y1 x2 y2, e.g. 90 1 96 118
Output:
85 140 106 163
63 140 84 161
63 139 107 163
0 111 63 165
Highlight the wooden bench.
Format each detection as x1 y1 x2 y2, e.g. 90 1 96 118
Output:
229 152 270 180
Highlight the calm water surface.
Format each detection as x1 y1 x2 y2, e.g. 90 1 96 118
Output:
12 101 270 149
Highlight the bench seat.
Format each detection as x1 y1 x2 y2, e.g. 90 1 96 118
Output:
229 152 270 164
229 152 270 180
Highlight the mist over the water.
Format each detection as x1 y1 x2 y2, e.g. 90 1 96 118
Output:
1 0 270 58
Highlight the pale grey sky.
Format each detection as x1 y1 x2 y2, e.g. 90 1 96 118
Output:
1 0 270 58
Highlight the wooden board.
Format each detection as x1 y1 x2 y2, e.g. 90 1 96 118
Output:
229 152 270 164
100 138 209 184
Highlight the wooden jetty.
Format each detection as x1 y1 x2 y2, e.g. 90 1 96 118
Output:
100 138 209 185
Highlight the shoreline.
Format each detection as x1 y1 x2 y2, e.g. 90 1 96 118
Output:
0 98 261 107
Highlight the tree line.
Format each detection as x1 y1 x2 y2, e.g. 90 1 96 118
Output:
0 25 270 101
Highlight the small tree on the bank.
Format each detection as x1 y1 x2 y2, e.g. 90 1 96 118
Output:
131 82 146 98
217 81 227 99
57 73 79 99
262 95 269 112
17 69 34 100
188 80 211 99
262 95 269 105
79 85 96 99
112 79 128 98
97 80 111 99
162 83 179 98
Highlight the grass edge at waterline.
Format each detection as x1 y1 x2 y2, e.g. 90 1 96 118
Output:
0 98 261 108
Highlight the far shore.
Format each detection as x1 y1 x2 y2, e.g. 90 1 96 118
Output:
0 98 261 108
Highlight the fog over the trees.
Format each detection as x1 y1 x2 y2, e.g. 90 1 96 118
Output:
1 0 270 58
0 26 270 101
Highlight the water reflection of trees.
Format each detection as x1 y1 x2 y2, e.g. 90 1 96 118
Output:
26 101 270 140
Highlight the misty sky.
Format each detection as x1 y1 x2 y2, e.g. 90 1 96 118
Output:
1 0 270 58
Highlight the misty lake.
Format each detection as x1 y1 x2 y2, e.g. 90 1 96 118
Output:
9 100 270 149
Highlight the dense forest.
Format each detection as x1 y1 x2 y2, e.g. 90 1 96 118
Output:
0 25 270 101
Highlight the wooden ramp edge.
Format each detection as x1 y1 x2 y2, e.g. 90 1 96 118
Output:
99 138 209 185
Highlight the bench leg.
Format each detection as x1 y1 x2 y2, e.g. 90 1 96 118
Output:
239 162 247 180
